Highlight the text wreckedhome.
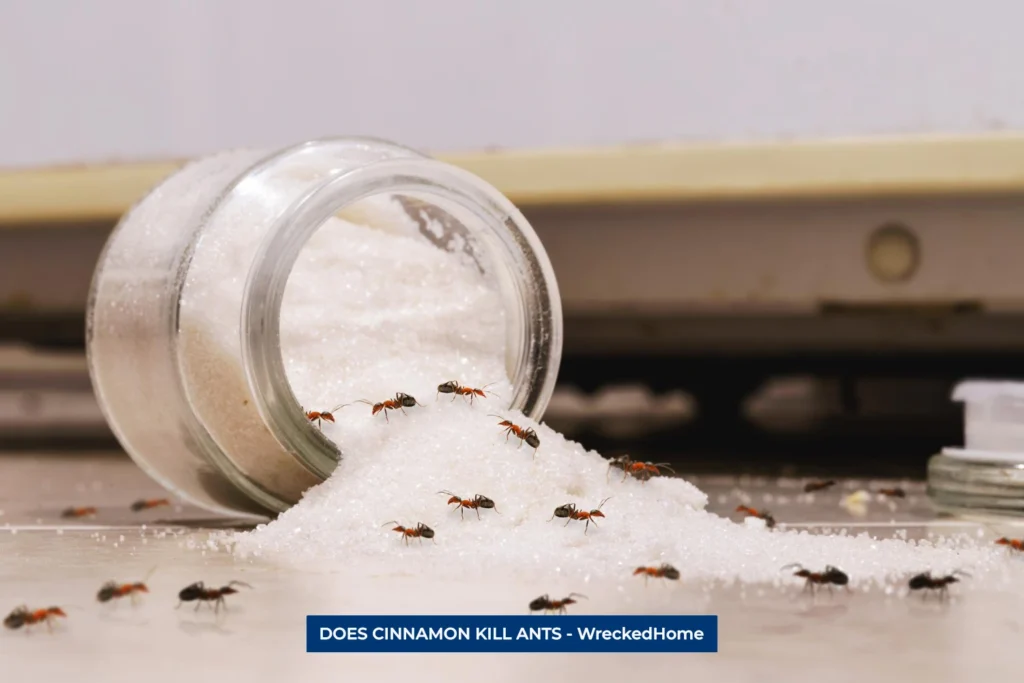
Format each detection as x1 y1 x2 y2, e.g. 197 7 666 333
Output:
320 626 705 641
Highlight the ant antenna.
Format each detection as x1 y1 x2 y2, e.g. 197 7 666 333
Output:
380 520 401 528
226 581 252 589
780 563 805 572
596 497 612 509
437 490 458 497
567 593 588 600
952 570 972 579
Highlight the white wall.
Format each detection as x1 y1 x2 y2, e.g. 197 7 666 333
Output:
1 0 1022 168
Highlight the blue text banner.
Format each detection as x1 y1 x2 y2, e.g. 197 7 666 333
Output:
307 615 718 653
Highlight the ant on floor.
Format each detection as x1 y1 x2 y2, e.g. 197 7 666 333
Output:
176 581 252 614
529 593 586 614
908 571 969 601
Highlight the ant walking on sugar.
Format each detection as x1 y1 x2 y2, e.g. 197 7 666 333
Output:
607 455 674 483
490 415 540 454
436 380 500 405
305 405 345 429
345 393 422 423
382 521 435 545
995 537 1024 553
438 491 498 520
736 505 777 529
550 497 611 535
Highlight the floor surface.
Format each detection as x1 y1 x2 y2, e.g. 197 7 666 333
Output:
2 452 1022 683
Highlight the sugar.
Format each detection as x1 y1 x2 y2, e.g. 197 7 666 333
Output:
225 204 1009 591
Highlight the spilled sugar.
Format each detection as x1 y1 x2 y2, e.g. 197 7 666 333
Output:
228 199 1008 590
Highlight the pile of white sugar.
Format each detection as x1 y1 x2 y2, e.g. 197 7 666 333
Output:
229 198 1007 588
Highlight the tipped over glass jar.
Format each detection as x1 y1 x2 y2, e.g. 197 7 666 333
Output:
86 138 563 518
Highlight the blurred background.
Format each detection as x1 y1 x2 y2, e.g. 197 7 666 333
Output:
5 0 1024 479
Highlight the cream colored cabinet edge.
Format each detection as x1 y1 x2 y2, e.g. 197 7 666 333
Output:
2 133 1024 225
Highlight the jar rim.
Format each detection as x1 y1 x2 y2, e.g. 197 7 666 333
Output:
239 153 563 491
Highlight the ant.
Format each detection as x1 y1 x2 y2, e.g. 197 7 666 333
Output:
528 593 587 614
624 459 675 484
438 491 497 520
736 505 776 529
803 480 836 493
305 405 344 429
97 581 149 605
177 581 252 613
781 564 850 593
350 393 422 423
382 521 435 545
995 537 1024 552
908 571 969 601
60 506 97 519
878 487 907 499
130 498 170 512
489 415 540 453
633 563 681 583
437 380 499 405
97 567 155 605
550 497 611 534
4 606 66 632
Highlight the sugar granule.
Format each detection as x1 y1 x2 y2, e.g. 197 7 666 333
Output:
228 202 1007 590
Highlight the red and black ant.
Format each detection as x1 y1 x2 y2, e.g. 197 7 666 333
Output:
97 580 149 605
4 606 66 632
781 564 849 593
382 521 435 545
489 415 540 453
550 497 611 534
878 487 907 499
60 506 97 519
97 568 155 605
612 455 675 484
803 480 836 493
908 570 969 600
995 537 1024 552
438 491 497 520
736 505 776 529
305 405 344 429
633 563 681 584
349 393 422 423
130 498 170 512
437 380 499 405
529 593 586 614
177 581 251 613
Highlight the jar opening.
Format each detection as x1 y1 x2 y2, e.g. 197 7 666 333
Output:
240 159 562 485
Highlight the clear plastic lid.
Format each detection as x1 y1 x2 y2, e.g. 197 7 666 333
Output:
950 379 1024 456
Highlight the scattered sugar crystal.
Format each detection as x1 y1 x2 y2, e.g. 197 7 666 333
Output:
221 199 1010 590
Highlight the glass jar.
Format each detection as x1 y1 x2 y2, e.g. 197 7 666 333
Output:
928 380 1024 517
86 137 563 518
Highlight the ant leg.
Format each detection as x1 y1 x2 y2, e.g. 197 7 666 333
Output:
475 507 481 520
384 410 390 424
564 517 573 527
195 601 202 612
